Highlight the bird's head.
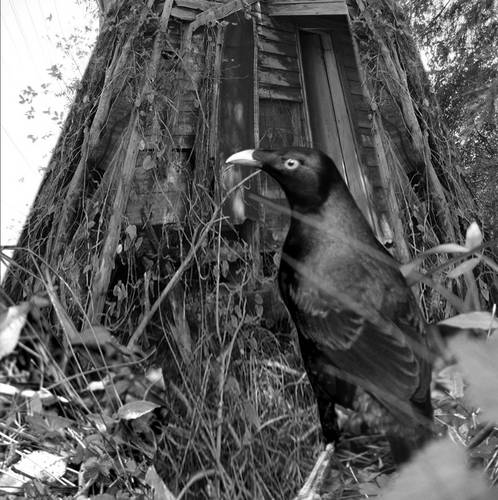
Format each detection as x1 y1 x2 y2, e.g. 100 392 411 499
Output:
225 147 344 210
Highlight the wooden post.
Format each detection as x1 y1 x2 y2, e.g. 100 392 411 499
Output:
217 11 261 282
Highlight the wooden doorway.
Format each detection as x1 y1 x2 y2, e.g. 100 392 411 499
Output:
299 31 374 226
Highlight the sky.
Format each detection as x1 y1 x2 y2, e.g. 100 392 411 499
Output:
1 0 97 263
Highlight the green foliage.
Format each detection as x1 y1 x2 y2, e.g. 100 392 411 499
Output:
404 0 497 239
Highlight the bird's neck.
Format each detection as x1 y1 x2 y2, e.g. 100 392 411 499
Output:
287 182 377 251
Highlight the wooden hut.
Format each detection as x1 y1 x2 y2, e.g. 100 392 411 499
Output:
4 0 473 326
126 0 408 277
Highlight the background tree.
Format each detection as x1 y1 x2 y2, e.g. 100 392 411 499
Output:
406 0 497 242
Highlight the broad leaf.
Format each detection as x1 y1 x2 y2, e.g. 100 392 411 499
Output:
145 466 176 500
117 401 160 420
439 311 498 331
447 257 481 278
0 302 30 359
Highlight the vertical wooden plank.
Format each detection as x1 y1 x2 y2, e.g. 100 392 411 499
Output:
296 32 313 147
299 32 344 175
320 33 375 227
209 24 225 161
217 12 261 281
249 16 262 281
218 12 256 224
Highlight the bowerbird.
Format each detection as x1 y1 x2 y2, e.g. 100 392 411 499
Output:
226 147 433 462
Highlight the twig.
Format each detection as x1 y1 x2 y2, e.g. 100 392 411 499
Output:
126 171 260 349
468 424 496 450
293 444 336 500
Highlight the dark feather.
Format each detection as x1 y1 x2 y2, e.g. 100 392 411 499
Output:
226 147 433 461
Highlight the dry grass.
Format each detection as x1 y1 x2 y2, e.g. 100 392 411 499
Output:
1 226 497 499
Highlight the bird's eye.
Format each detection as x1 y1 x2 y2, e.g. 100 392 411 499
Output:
284 158 299 169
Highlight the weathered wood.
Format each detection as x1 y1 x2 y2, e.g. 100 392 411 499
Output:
295 29 313 146
175 0 220 10
247 16 262 283
259 98 308 148
256 24 297 43
269 0 343 3
330 25 394 242
189 0 259 33
172 134 194 148
259 39 297 57
267 1 347 16
300 32 344 172
259 51 298 71
347 80 364 96
320 33 374 227
258 85 302 101
89 116 141 321
218 12 256 224
171 6 196 20
127 191 186 225
257 12 296 31
259 68 301 87
208 24 225 160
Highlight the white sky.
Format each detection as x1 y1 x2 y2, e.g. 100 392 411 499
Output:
1 0 97 255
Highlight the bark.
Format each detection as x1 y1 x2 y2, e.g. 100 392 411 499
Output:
350 0 476 249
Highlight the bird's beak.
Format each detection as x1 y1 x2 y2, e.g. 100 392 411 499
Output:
225 149 262 168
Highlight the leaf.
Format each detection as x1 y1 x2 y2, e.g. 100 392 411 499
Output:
142 155 156 171
79 456 112 488
0 302 30 359
426 243 469 254
465 222 483 250
125 224 137 241
146 368 165 388
13 451 66 482
20 387 69 405
74 325 113 347
438 311 498 331
450 335 498 422
116 401 160 420
481 255 498 273
400 260 421 279
135 236 143 251
447 257 481 278
145 466 176 500
0 383 19 396
0 469 25 493
87 380 107 392
381 440 491 500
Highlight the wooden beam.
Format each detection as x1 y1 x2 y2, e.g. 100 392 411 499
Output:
175 0 220 10
267 1 347 16
171 6 196 20
189 0 259 33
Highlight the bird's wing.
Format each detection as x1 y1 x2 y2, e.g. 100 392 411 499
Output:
281 258 426 414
